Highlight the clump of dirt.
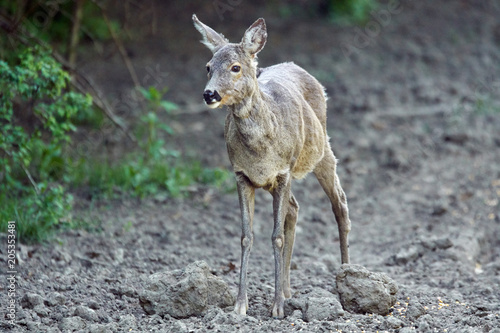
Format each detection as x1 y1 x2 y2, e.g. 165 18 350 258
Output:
1 0 500 332
336 264 398 315
139 261 234 318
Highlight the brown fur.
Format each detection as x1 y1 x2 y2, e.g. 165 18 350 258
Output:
193 14 352 319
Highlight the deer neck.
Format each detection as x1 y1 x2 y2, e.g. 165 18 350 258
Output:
227 85 277 155
229 81 272 128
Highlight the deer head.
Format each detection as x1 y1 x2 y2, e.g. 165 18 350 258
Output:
193 14 267 109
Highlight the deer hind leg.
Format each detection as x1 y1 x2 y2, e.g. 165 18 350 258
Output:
282 194 299 299
313 147 351 264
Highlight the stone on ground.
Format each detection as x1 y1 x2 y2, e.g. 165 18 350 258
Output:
303 295 345 322
336 264 398 315
139 261 235 318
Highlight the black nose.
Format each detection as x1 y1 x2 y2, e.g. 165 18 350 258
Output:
203 90 222 104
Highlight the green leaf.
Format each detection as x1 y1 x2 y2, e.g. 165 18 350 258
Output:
138 87 151 100
160 100 178 112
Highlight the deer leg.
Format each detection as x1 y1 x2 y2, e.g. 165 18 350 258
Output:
282 194 299 299
313 147 351 264
270 173 291 318
234 173 255 316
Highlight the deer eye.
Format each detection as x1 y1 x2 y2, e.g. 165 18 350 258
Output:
206 65 210 73
231 65 241 73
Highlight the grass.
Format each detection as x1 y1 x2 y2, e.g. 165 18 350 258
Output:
69 155 234 199
0 195 55 244
0 187 98 244
0 155 234 244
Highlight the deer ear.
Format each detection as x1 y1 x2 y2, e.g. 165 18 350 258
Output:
241 18 267 56
192 14 228 53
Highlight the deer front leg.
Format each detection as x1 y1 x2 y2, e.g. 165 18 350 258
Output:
270 173 291 319
234 173 255 316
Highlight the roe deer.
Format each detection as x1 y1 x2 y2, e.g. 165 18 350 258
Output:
193 14 351 318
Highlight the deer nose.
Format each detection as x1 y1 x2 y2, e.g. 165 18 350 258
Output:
203 90 222 104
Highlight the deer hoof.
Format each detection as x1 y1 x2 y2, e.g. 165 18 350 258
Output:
234 297 248 316
271 299 285 319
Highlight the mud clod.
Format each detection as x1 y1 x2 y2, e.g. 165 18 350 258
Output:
74 305 99 322
407 301 426 320
21 293 44 309
139 261 235 318
58 316 87 332
303 296 345 321
336 264 398 315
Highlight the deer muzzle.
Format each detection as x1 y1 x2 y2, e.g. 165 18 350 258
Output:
203 89 222 109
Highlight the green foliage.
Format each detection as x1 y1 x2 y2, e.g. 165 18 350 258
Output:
138 86 178 160
0 186 73 244
70 86 233 199
329 0 378 25
0 0 118 54
71 105 105 128
70 155 233 199
268 0 378 23
39 1 119 46
0 46 92 189
0 46 92 243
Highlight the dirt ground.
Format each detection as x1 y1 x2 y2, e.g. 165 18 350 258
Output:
2 0 500 332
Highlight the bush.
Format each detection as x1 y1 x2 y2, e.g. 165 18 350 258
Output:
0 46 92 243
